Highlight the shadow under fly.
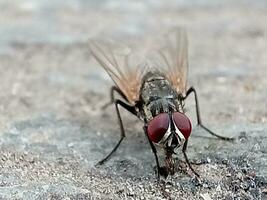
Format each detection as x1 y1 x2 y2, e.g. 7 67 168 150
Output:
89 28 234 180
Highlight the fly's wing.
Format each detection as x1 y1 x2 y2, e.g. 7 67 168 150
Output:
89 40 147 105
149 28 188 95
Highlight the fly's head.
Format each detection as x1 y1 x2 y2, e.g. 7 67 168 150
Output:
146 111 192 176
147 112 192 154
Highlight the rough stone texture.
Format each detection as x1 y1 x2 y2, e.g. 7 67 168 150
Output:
0 0 267 199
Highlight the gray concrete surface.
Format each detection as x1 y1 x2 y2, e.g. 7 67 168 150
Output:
0 0 267 199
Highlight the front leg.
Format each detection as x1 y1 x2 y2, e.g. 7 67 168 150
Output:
184 87 234 141
182 140 199 177
143 125 162 181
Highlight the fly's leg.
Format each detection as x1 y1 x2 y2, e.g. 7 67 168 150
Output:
182 140 199 177
143 125 162 181
97 99 137 165
102 86 128 109
184 87 234 141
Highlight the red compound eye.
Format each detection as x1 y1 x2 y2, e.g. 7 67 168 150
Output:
147 113 169 143
172 112 192 139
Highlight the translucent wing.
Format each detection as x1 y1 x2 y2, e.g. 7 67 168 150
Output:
89 40 147 104
149 28 188 94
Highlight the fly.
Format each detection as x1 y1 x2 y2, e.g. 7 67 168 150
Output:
90 28 234 180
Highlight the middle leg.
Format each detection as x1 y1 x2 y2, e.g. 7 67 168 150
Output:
184 87 234 141
97 99 136 165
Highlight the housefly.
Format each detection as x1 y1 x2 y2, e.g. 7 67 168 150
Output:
90 28 233 180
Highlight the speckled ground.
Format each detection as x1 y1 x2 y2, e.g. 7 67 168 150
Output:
0 0 266 199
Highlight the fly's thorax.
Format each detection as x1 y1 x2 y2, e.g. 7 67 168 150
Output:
142 99 173 121
140 97 184 122
140 72 175 104
139 72 184 121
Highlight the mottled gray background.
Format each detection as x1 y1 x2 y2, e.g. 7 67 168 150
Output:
0 0 266 199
